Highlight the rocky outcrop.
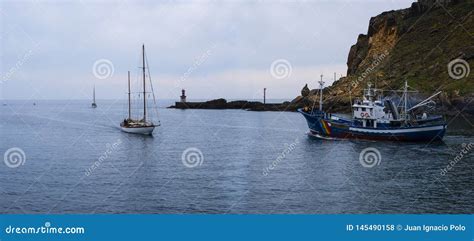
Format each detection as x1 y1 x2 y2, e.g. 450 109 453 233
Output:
169 99 298 111
297 0 474 116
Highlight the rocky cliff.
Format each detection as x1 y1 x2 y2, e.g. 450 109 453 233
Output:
297 0 474 116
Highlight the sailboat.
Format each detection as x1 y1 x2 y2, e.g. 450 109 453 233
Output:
120 45 159 135
91 85 97 108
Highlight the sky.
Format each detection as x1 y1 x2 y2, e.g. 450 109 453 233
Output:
0 0 414 101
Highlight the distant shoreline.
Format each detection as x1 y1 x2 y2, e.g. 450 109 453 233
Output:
168 98 301 112
167 97 473 117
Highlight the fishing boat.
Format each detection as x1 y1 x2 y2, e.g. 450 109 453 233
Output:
298 80 446 142
91 85 97 108
120 45 159 135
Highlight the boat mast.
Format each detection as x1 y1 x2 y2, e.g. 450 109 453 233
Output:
349 84 353 118
128 71 131 120
93 85 96 103
319 74 324 111
142 44 146 122
404 80 408 122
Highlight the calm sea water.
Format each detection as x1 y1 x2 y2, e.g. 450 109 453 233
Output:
1 100 473 214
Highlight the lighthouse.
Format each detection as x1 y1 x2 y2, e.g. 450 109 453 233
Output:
180 89 187 103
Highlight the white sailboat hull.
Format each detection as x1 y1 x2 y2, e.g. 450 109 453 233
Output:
121 126 155 135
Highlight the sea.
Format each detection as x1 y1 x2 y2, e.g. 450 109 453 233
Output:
0 99 473 214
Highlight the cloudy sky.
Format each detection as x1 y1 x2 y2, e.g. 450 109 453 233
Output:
1 0 414 100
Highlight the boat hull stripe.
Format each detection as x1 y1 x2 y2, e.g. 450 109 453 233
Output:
348 125 444 134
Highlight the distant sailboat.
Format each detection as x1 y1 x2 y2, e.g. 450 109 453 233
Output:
91 85 97 108
120 44 159 135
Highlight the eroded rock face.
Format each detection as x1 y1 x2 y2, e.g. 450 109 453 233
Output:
347 0 469 78
297 0 473 115
347 34 369 75
347 10 401 76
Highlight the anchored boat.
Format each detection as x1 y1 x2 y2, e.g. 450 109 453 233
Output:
120 44 159 135
298 80 446 142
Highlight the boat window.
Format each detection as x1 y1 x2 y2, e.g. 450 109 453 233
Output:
362 108 366 111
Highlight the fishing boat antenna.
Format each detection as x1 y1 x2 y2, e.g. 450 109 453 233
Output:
403 80 408 123
398 80 414 123
319 74 324 111
349 84 353 117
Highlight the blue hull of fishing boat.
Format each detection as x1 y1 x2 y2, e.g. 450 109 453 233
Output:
298 109 446 142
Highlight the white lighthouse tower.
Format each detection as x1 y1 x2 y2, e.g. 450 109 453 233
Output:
180 89 187 103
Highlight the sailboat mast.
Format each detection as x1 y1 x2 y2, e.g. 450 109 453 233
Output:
93 85 96 103
128 71 131 120
142 44 146 122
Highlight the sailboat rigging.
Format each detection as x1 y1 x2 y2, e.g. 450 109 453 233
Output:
120 44 159 135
